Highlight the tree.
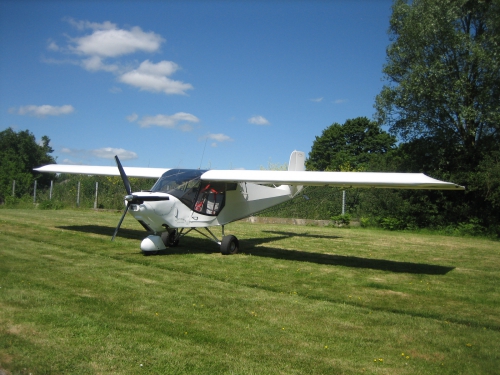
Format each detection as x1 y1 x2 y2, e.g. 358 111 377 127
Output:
0 128 56 203
306 117 396 171
375 0 500 234
376 0 500 165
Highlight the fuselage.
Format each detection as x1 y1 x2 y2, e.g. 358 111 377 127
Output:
126 169 297 233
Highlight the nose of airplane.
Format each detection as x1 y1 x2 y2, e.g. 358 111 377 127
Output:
112 155 170 241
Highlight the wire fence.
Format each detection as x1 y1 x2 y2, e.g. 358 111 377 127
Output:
6 176 157 210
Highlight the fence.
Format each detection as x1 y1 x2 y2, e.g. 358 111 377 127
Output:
6 175 157 210
5 176 352 219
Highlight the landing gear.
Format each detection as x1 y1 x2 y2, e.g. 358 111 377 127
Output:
161 229 179 247
220 235 239 255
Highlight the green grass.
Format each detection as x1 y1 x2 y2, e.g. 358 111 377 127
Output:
0 209 499 374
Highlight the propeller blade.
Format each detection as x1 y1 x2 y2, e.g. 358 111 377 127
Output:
111 203 129 241
114 155 132 195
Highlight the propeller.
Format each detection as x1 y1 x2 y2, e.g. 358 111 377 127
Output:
112 155 132 241
111 155 170 241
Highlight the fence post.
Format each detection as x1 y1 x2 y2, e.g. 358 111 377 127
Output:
77 181 80 207
49 180 53 200
33 180 37 204
94 181 99 209
342 190 346 215
12 180 15 197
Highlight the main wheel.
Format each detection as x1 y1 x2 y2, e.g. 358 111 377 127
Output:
220 235 239 255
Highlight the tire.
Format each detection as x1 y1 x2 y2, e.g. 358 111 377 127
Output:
220 235 239 255
161 230 179 247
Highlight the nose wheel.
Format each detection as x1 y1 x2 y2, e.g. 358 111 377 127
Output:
161 229 179 247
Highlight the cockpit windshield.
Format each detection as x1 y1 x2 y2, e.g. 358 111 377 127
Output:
151 169 207 208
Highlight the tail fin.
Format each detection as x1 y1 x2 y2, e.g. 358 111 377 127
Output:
288 151 305 171
288 151 305 196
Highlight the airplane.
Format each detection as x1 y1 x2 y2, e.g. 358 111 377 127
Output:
34 151 464 255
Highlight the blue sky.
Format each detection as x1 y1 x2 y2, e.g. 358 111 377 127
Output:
0 0 394 170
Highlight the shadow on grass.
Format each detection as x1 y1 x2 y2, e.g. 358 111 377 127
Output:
57 225 147 240
57 225 454 275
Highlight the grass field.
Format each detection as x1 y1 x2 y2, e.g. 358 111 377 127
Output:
0 209 499 374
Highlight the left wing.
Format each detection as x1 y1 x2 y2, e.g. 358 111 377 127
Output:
34 164 168 178
201 170 465 190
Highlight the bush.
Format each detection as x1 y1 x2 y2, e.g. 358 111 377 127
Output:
2 195 35 209
379 217 404 231
330 214 351 227
38 199 65 210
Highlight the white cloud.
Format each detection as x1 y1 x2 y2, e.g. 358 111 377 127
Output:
47 40 60 51
131 112 199 129
66 18 117 31
81 56 118 72
119 60 193 95
248 115 270 125
310 97 323 102
126 113 139 122
178 123 194 132
334 99 348 104
207 133 234 142
12 105 75 117
71 26 164 58
46 19 193 95
60 147 137 161
91 147 137 160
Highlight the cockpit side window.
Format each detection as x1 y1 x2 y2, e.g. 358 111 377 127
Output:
193 182 226 216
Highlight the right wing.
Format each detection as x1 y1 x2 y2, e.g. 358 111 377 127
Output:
34 164 168 179
201 170 465 190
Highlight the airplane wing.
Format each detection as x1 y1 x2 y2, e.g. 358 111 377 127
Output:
201 170 465 190
34 164 168 179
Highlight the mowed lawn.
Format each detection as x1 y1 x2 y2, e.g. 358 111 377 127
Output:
0 209 499 375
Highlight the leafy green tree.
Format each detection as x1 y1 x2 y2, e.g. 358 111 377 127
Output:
306 117 396 171
376 0 500 165
0 128 56 203
375 0 500 234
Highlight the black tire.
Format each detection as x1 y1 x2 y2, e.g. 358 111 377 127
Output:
220 235 239 255
160 231 169 247
161 230 179 247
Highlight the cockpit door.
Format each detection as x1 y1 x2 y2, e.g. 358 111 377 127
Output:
193 182 226 216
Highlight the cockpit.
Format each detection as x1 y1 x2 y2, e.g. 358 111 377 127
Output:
151 169 233 216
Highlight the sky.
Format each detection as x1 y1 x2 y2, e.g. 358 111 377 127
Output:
0 0 394 170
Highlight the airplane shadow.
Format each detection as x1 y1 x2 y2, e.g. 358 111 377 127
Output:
56 225 455 275
57 225 148 241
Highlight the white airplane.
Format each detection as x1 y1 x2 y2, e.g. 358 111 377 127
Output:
34 151 464 255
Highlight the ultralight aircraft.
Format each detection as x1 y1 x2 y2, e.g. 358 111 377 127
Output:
34 151 464 255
